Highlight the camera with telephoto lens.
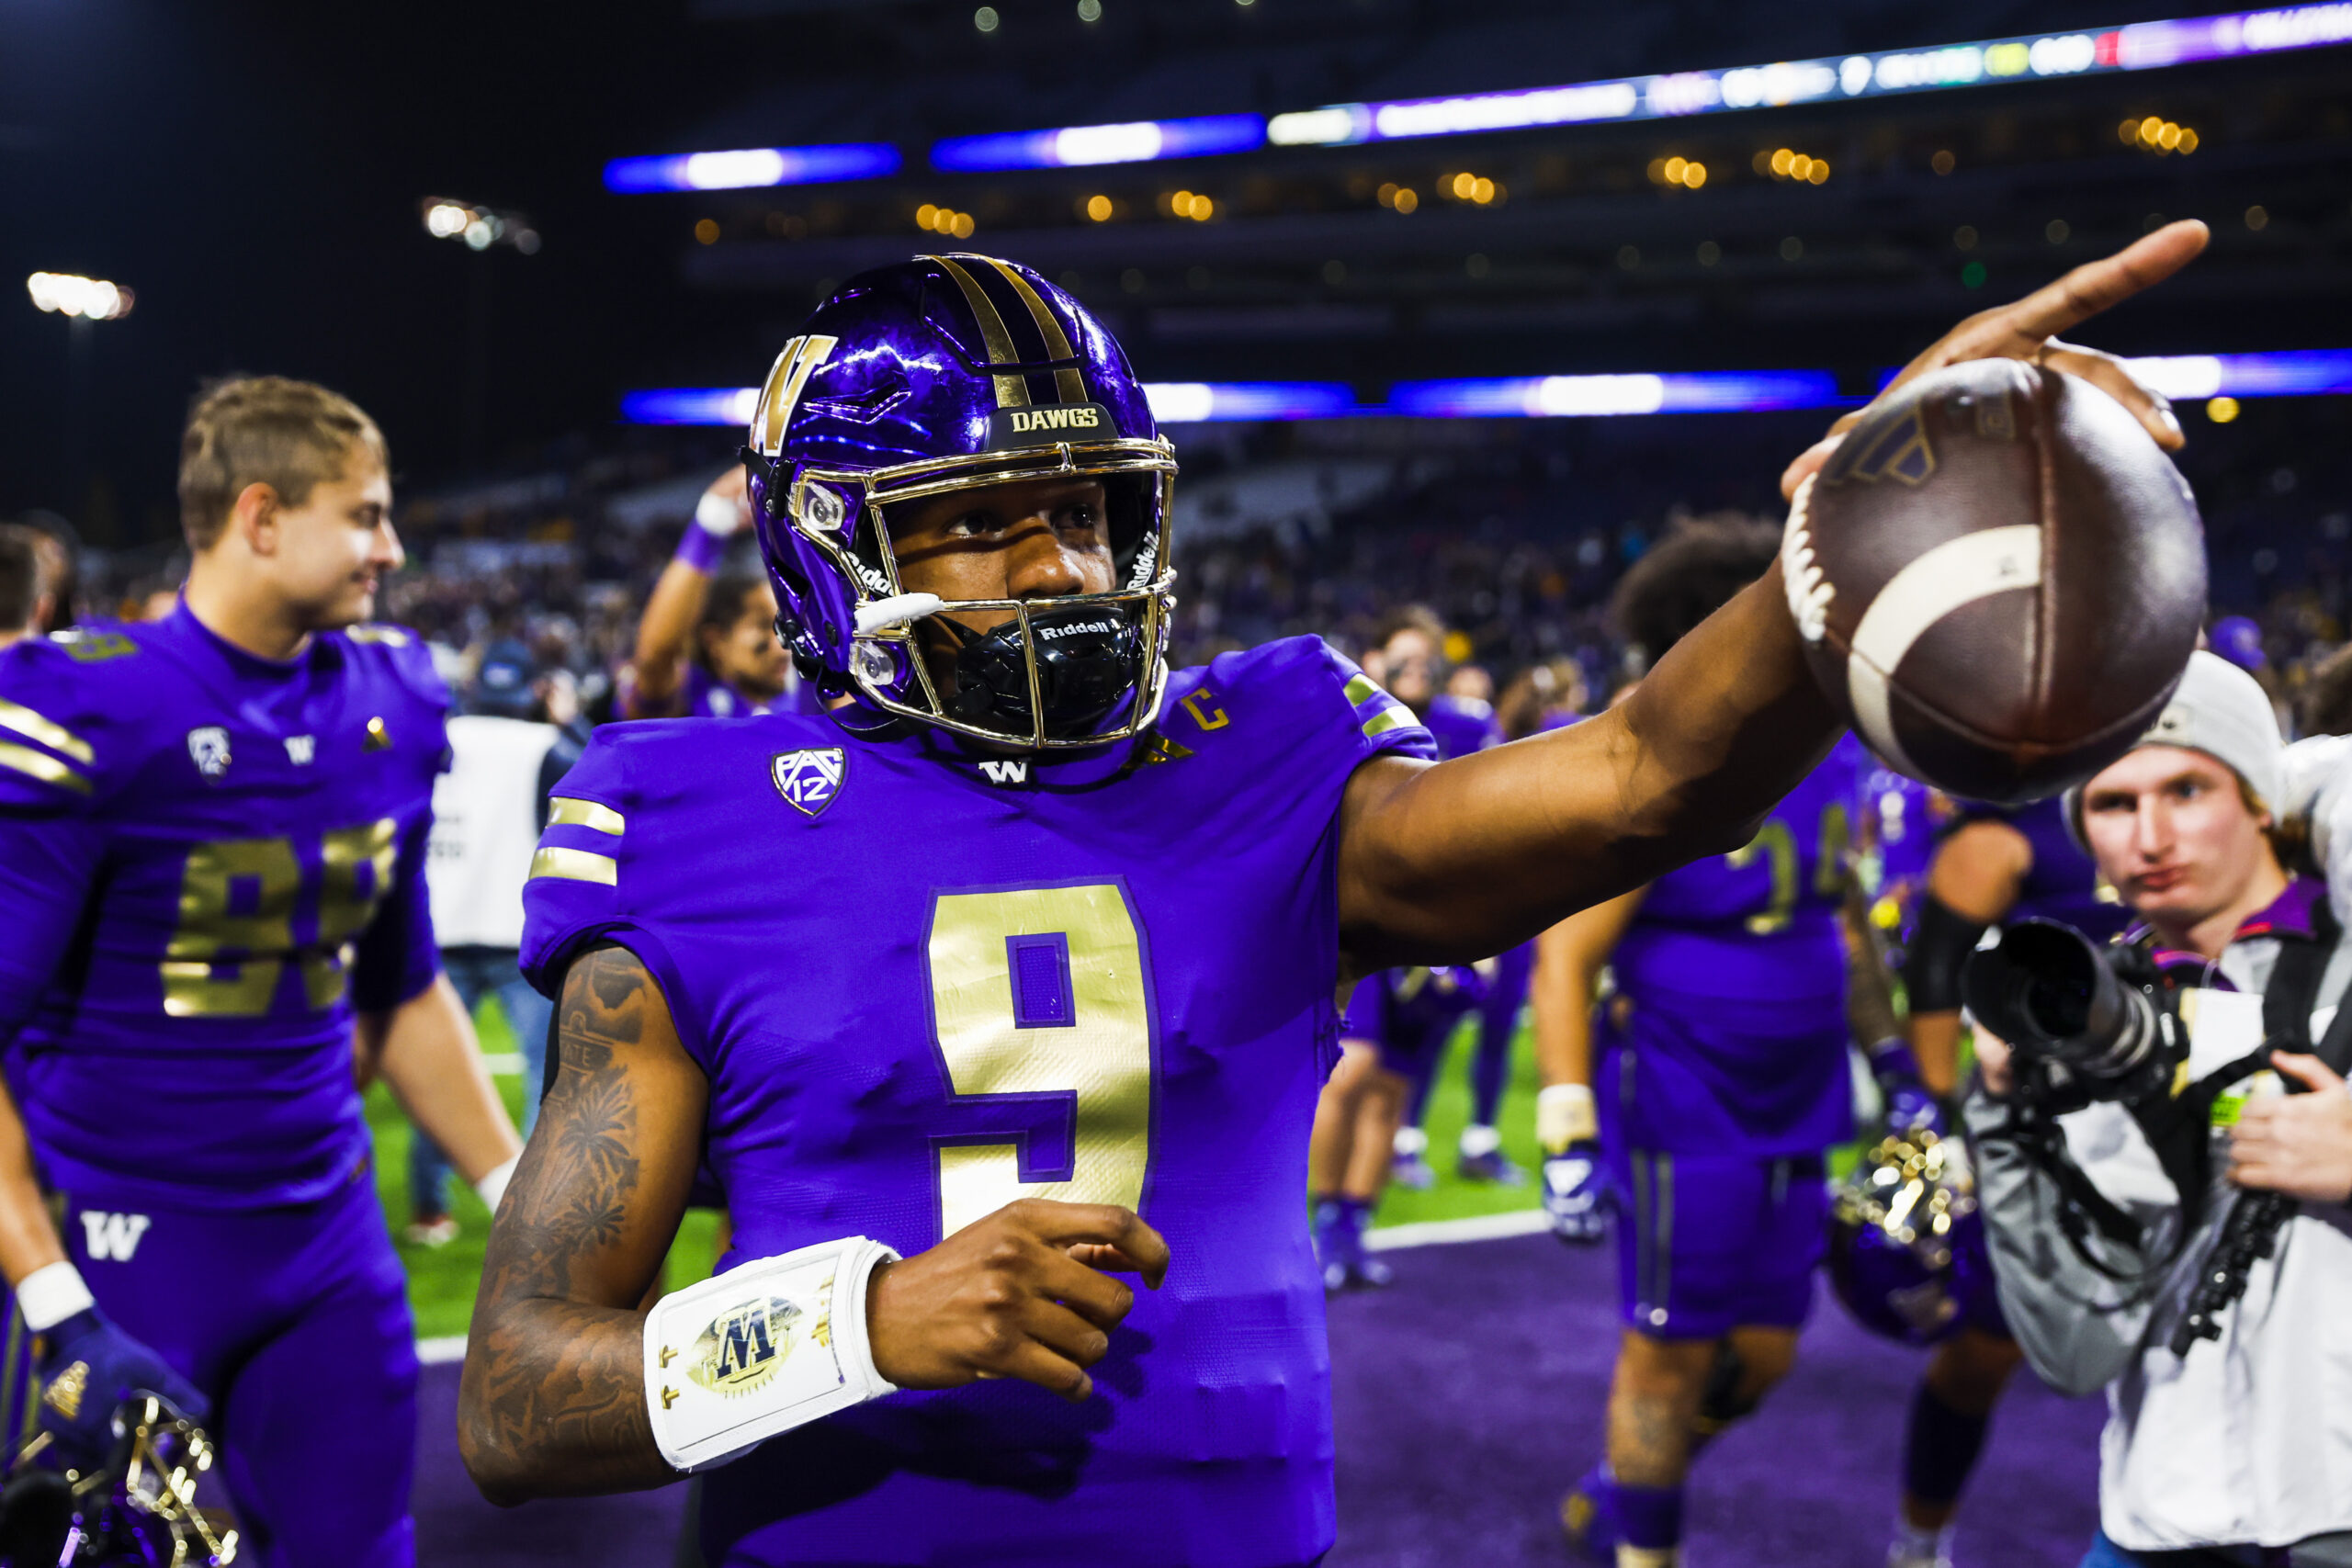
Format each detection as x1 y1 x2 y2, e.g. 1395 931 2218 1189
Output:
1961 919 2190 1110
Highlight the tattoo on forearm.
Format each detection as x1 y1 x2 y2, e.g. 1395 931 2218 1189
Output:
461 946 673 1495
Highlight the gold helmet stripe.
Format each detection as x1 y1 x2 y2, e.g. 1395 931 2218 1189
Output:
976 256 1090 407
928 254 1030 409
752 334 841 457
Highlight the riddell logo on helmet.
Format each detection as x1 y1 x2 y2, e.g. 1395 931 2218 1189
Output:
1038 619 1117 640
989 403 1114 448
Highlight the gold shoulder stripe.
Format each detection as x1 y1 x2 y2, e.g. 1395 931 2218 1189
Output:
0 741 91 795
345 626 412 647
1361 707 1416 739
530 845 617 886
548 796 625 836
1342 673 1385 707
0 700 94 765
979 256 1089 407
928 254 1029 410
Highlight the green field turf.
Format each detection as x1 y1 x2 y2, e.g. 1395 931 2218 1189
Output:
374 1000 1875 1337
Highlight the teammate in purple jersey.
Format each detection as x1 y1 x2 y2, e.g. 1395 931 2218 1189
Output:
454 234 2203 1567
1310 964 1486 1291
621 467 820 721
1881 795 2132 1568
0 378 522 1568
1532 521 1898 1568
1371 609 1532 1188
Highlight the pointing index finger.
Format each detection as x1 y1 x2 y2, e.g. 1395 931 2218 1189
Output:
2002 220 2209 343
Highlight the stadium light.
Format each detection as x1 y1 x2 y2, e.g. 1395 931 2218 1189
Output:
625 351 2352 428
422 197 541 254
932 115 1261 173
605 1 2352 188
603 143 902 193
26 272 133 321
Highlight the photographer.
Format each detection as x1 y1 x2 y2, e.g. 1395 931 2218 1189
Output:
1966 652 2352 1566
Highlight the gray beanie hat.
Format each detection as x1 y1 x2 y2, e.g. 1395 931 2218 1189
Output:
2064 650 2283 845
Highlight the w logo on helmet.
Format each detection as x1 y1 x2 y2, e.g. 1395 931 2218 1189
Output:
771 748 846 818
751 335 841 458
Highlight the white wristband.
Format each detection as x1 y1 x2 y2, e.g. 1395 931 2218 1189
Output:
1537 1083 1599 1154
17 1261 96 1333
695 490 748 538
475 1156 520 1213
643 1235 900 1472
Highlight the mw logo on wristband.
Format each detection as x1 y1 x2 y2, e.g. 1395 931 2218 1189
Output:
688 1291 822 1396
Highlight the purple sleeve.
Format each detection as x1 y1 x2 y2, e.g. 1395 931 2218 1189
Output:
1338 973 1389 1043
0 642 119 1037
350 811 443 1014
0 811 105 1042
519 729 639 996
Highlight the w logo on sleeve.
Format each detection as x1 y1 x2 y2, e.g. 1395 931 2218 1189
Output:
80 1211 152 1262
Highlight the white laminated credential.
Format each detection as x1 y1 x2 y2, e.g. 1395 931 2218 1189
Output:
642 1235 899 1472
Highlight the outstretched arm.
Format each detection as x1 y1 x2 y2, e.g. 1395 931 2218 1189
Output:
628 470 748 718
1337 221 2208 964
460 944 707 1503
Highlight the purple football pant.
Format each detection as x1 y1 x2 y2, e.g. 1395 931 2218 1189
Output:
61 1169 417 1568
1610 1148 1827 1339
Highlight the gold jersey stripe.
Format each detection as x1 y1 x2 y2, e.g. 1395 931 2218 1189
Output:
0 741 91 795
0 699 94 765
1342 673 1384 707
345 626 411 646
981 256 1090 407
928 254 1029 410
1361 706 1415 739
548 796 626 836
529 845 617 886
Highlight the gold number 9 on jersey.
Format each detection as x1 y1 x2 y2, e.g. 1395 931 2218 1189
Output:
925 884 1155 1240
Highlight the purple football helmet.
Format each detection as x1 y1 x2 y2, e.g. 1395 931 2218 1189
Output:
741 253 1177 750
1827 1127 1990 1347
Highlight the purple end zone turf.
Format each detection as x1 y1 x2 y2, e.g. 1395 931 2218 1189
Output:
1325 1232 2105 1567
409 1230 2104 1565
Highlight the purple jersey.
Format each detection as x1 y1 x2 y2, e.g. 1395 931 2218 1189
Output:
1419 692 1503 761
1955 796 2132 942
0 606 446 1210
521 636 1434 1567
1863 765 1939 909
621 660 819 720
1340 964 1483 1076
1601 738 1860 1156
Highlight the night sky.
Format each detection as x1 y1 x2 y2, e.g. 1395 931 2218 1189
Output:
0 0 762 542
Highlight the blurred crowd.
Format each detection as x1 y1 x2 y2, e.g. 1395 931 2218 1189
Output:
12 398 2352 739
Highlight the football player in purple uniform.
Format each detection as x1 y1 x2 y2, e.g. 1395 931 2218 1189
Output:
622 467 818 720
1373 609 1531 1187
1533 520 1905 1568
456 233 2200 1567
1881 797 2132 1568
0 378 524 1568
1310 964 1487 1291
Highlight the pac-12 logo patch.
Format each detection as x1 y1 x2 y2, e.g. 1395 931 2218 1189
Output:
771 748 845 817
187 727 232 781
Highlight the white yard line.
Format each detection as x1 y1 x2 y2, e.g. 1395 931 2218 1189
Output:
1361 1207 1549 1251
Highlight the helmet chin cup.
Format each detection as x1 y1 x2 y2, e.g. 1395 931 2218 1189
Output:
937 602 1146 742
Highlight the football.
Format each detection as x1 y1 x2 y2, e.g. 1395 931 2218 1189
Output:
1781 357 2207 803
